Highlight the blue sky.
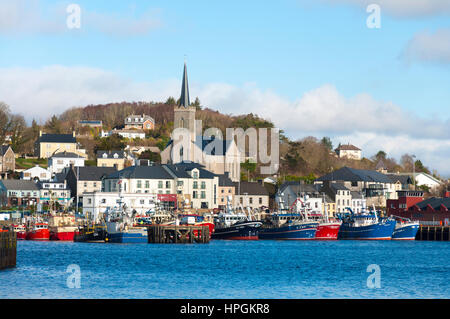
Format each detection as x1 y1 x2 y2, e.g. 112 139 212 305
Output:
0 0 449 175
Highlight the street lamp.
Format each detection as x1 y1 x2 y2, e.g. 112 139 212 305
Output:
412 154 417 191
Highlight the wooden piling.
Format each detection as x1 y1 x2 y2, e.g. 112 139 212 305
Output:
417 225 450 241
147 225 210 244
0 231 17 270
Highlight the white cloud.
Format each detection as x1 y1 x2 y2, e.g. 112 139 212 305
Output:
402 28 450 65
317 0 450 18
0 0 162 36
0 64 449 175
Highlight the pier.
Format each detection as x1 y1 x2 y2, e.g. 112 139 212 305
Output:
147 225 210 244
0 231 17 270
416 226 450 241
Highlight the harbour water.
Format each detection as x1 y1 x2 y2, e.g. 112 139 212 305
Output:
1 240 449 299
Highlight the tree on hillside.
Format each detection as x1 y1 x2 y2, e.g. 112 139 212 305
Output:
320 137 333 151
138 150 161 164
45 115 63 134
94 134 125 152
191 97 201 110
414 160 430 174
0 102 11 144
165 97 176 106
400 154 414 172
9 114 28 152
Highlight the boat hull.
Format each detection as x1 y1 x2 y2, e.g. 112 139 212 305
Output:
50 231 79 241
26 229 50 240
74 227 107 243
259 222 318 240
338 219 396 240
106 232 148 244
16 232 26 240
212 221 261 240
392 223 419 240
315 222 341 240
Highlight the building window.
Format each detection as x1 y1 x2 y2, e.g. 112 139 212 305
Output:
177 181 183 187
193 181 198 189
193 191 198 199
145 181 149 188
165 181 170 188
201 181 206 189
249 198 253 204
137 180 142 188
158 181 163 189
259 197 262 204
201 191 206 199
193 171 198 179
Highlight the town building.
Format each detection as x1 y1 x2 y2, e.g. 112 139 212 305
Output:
320 182 353 214
65 166 117 203
21 165 52 182
107 129 146 140
335 143 362 160
34 131 81 159
276 182 322 210
82 192 159 222
396 172 443 191
97 150 127 170
124 114 155 130
315 166 398 207
350 191 367 214
161 63 241 182
217 173 235 209
38 181 71 206
387 190 450 225
233 181 269 210
0 145 15 173
0 180 40 207
102 163 220 210
48 151 86 175
78 120 103 128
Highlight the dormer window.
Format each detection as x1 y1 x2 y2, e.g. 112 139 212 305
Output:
113 153 119 159
102 153 107 158
128 118 131 122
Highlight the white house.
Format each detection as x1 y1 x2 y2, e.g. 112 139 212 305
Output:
409 172 442 190
351 191 367 214
21 165 52 181
38 181 72 206
82 192 159 222
48 151 86 175
335 143 362 160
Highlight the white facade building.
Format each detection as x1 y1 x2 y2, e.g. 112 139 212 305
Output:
21 165 52 181
82 192 158 222
48 152 85 175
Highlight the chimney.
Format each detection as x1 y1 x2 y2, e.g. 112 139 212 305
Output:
39 130 42 137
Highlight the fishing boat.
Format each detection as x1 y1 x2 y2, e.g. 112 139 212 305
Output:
104 197 148 243
211 197 262 240
49 213 79 241
337 208 396 240
74 224 107 243
258 212 318 240
25 221 50 240
289 197 341 240
12 224 26 240
391 216 419 240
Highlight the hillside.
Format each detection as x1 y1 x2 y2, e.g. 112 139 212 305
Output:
16 99 443 189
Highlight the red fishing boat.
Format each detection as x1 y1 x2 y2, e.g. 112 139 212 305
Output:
12 224 26 240
26 222 50 240
48 214 79 241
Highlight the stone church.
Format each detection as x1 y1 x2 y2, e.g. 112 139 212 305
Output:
161 63 241 182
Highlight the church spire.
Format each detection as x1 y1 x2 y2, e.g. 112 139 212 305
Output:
178 62 190 108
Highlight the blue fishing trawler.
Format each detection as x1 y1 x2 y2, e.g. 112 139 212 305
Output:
104 199 148 244
258 212 318 240
337 208 396 240
391 216 419 240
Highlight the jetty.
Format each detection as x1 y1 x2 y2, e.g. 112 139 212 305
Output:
0 231 17 270
147 225 210 244
416 225 450 241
